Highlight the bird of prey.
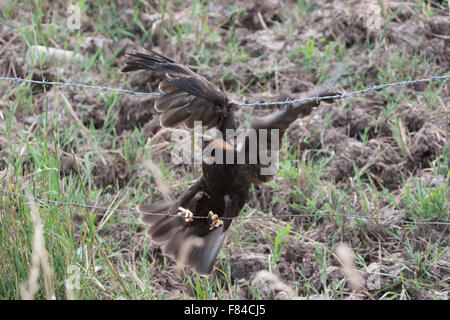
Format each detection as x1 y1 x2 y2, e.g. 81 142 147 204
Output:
122 50 336 275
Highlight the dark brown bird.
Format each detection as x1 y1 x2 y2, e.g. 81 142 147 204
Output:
122 50 336 275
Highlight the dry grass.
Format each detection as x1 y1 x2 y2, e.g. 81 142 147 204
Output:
0 0 448 300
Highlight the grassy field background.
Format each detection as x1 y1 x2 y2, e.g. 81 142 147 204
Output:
0 0 448 300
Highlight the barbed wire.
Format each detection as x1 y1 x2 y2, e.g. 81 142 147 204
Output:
0 76 161 96
1 187 449 226
1 75 448 107
239 75 450 107
1 74 449 226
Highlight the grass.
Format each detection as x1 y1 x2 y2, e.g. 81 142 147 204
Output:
0 0 449 300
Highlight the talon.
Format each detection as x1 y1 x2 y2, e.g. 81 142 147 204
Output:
177 207 194 223
208 211 224 230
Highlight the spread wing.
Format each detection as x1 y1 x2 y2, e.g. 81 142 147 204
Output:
122 50 228 129
248 86 340 184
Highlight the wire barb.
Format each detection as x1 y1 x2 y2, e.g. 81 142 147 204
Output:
0 76 162 96
1 74 448 106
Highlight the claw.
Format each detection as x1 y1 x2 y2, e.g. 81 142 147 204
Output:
177 207 194 223
208 211 224 230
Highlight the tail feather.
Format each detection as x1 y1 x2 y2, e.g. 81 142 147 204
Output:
137 173 232 275
188 226 227 275
138 193 230 275
138 201 176 225
162 224 227 275
161 227 186 260
148 217 184 243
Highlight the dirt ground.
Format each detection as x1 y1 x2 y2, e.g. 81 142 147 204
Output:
0 0 449 300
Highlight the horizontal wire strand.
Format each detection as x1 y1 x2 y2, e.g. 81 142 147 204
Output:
1 74 448 106
0 74 448 226
1 188 448 226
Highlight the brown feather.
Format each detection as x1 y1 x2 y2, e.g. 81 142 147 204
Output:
159 106 192 128
166 76 226 107
159 80 180 94
154 91 193 112
188 226 226 275
148 217 184 243
138 201 176 225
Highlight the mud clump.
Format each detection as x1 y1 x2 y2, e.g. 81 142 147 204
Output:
288 100 447 190
282 241 317 278
115 96 156 134
408 123 445 170
230 253 267 281
92 154 130 190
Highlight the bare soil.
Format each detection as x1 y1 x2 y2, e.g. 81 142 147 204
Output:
0 0 448 299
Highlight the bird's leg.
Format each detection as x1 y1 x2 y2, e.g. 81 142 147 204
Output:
207 194 233 230
208 211 224 230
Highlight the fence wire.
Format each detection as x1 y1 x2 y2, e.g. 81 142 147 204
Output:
0 188 448 226
0 73 449 226
0 74 448 107
0 76 161 96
